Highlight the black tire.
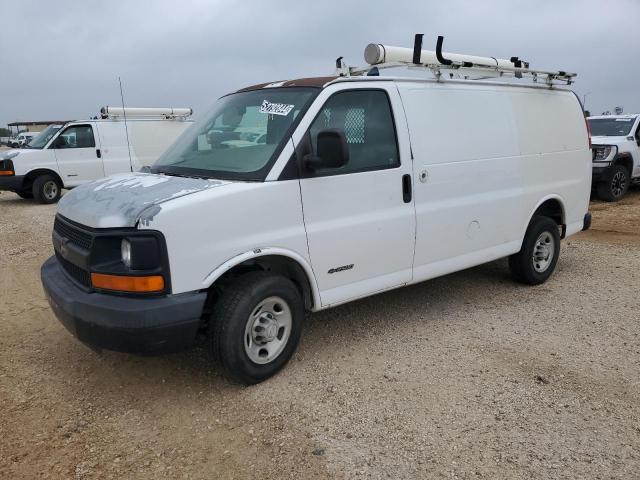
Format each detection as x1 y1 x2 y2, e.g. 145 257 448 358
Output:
596 164 629 202
509 215 561 285
16 190 33 199
33 174 61 204
208 272 304 385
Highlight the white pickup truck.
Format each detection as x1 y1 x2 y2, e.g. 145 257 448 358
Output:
40 39 591 384
588 114 640 201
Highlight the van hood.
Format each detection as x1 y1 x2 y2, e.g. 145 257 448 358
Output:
0 148 33 160
57 173 230 228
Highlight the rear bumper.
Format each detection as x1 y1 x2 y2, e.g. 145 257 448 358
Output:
0 174 25 192
41 256 207 354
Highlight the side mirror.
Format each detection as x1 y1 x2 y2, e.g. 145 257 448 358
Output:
304 129 349 170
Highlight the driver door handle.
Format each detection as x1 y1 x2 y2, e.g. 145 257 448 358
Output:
402 174 412 203
96 148 101 158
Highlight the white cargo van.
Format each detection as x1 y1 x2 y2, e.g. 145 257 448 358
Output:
40 37 591 384
0 107 193 203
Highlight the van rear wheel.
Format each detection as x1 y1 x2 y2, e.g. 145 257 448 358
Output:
33 174 61 204
208 272 304 385
509 215 560 285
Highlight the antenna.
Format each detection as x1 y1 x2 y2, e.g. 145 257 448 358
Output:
118 76 134 172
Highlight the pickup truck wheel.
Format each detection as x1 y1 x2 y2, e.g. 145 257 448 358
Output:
208 272 304 385
509 215 560 285
33 174 61 204
596 164 629 202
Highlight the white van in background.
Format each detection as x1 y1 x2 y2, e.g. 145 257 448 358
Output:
8 131 38 148
0 107 193 203
41 37 592 384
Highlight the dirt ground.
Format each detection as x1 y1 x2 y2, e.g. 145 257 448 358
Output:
1 180 639 479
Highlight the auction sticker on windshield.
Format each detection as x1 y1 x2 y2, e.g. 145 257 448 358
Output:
260 100 294 116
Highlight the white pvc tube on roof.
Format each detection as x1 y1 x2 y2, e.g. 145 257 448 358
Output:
364 44 516 69
100 107 193 117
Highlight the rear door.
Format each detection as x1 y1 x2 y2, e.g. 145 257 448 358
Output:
293 83 416 307
53 123 104 186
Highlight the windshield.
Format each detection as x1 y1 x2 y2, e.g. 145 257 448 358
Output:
26 125 62 149
588 117 637 137
152 88 317 180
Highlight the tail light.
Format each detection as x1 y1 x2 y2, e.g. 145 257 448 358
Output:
585 117 592 149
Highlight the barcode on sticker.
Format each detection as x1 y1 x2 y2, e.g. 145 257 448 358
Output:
260 100 294 116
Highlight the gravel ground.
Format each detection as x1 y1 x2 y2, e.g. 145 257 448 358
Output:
1 184 639 479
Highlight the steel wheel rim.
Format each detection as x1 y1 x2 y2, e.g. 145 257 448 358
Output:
532 231 555 273
43 181 58 200
611 171 627 198
244 296 292 365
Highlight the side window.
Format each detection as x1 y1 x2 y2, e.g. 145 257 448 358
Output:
308 90 399 175
55 125 95 149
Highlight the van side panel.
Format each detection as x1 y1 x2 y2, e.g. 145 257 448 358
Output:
510 89 591 236
129 121 191 167
98 120 192 177
398 82 525 283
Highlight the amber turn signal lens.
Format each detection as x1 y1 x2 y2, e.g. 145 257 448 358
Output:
91 273 165 293
0 170 14 176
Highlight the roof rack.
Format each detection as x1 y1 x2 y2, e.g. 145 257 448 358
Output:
99 107 193 119
335 34 576 87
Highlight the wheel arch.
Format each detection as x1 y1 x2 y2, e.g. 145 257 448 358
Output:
613 153 633 176
24 169 64 189
524 195 566 239
202 248 320 312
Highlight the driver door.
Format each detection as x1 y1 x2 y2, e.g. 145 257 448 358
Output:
294 85 416 307
53 124 104 186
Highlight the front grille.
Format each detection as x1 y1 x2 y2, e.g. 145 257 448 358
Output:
53 216 93 288
56 252 91 287
54 216 93 250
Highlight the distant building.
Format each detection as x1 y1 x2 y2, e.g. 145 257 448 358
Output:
7 120 71 135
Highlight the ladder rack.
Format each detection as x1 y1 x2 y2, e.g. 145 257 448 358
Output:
335 35 576 87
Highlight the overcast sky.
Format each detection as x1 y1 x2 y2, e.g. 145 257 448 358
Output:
1 0 638 128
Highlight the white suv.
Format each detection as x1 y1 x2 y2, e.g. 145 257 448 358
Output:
589 114 640 201
40 61 591 384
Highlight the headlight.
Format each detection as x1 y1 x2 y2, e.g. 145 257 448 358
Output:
592 145 617 163
121 239 132 268
90 233 168 294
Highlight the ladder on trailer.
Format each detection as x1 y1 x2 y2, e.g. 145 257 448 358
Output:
336 35 576 87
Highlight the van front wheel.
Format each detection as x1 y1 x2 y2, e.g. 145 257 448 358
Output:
33 174 62 204
509 215 560 285
208 272 304 385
